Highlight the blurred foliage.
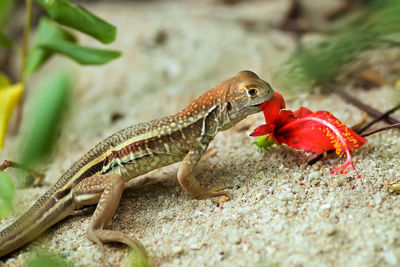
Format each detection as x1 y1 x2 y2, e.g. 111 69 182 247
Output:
0 0 121 148
19 70 72 168
0 31 13 47
36 0 117 44
25 18 76 77
25 18 120 76
24 0 120 78
124 248 150 267
0 0 13 28
39 42 121 65
253 262 280 267
0 171 14 218
26 252 72 267
279 0 400 90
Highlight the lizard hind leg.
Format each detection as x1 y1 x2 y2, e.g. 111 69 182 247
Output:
72 173 148 260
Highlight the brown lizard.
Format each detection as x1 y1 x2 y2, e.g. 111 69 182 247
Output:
0 70 274 260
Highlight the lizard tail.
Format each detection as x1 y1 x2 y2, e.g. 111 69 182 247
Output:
0 184 77 257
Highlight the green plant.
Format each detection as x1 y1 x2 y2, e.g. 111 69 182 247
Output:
0 0 121 218
26 252 73 267
0 171 14 217
0 0 121 148
278 0 400 91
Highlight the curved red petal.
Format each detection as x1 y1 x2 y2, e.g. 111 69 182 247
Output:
275 110 297 128
259 92 286 124
278 111 366 155
276 120 335 154
311 111 367 154
293 107 313 118
250 124 271 137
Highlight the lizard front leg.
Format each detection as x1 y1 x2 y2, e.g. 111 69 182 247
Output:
72 173 147 260
177 146 232 199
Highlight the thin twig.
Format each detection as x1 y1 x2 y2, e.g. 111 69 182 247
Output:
13 0 33 134
0 160 45 181
357 104 400 134
309 122 400 165
361 123 400 137
329 86 400 125
307 105 400 165
19 0 33 82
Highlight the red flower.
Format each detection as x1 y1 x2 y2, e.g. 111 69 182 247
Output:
251 92 366 178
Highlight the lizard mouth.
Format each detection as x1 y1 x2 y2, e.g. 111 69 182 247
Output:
247 99 268 113
251 101 265 109
252 96 272 109
246 104 263 113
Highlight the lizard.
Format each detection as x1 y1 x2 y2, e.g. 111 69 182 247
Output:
0 70 274 260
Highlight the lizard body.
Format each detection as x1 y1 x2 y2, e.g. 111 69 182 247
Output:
0 70 274 259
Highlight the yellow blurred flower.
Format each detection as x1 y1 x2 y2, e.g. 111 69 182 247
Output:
0 72 24 148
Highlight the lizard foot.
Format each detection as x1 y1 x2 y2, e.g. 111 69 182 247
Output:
177 148 233 200
188 184 233 200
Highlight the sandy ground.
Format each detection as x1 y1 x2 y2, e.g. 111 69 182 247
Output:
1 0 400 266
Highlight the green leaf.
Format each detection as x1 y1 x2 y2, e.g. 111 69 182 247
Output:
19 70 72 167
25 18 120 76
25 18 76 77
0 0 13 28
0 171 14 218
252 135 275 150
123 248 149 267
35 0 117 44
27 253 72 267
40 42 121 65
0 31 13 47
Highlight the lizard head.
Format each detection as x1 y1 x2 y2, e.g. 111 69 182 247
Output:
222 70 274 129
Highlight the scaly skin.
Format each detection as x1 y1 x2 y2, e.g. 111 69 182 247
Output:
0 70 274 259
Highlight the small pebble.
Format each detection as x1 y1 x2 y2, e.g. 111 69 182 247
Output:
172 246 184 255
308 171 320 180
227 233 242 244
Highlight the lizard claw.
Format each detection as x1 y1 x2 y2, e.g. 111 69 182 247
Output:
210 185 233 199
191 185 233 200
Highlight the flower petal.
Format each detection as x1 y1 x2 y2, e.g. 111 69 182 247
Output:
311 111 366 155
276 122 334 154
0 82 24 148
277 110 366 177
259 91 286 124
292 107 313 118
251 90 366 178
250 124 272 137
278 110 366 155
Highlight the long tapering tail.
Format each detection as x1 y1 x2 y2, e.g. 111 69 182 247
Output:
0 184 77 257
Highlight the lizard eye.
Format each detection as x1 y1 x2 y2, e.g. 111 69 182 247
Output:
247 88 258 96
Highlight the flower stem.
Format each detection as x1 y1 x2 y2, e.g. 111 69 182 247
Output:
0 160 44 180
13 0 33 134
19 0 33 83
357 104 400 134
361 123 400 137
329 86 400 125
308 105 400 166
